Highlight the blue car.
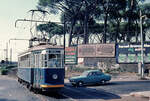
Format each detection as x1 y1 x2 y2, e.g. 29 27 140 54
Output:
69 70 111 86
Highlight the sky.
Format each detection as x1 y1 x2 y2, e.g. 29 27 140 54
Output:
0 0 150 61
0 0 37 61
0 0 60 61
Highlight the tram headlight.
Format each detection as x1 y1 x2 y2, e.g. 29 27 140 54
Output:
52 74 58 79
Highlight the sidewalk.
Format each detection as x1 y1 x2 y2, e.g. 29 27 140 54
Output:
130 91 150 101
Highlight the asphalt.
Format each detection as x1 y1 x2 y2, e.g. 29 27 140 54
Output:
5 70 150 101
65 75 150 101
129 77 150 100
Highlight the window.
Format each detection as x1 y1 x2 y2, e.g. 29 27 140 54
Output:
19 54 30 68
41 49 64 68
48 54 56 60
96 71 103 76
48 54 59 67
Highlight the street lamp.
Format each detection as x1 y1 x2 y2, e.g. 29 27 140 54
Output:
140 10 147 78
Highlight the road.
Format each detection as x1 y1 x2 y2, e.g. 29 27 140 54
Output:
0 75 150 101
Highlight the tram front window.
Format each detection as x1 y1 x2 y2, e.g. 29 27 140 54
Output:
48 54 61 68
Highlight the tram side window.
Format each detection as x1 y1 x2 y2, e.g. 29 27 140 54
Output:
41 54 48 67
30 54 34 68
19 54 30 68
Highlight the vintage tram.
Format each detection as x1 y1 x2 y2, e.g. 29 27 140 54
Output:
17 43 65 92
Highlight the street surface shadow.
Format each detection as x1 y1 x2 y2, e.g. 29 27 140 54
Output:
65 82 114 87
0 99 17 101
39 91 69 99
60 84 121 100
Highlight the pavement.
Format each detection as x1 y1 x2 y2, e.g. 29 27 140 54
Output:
130 91 150 101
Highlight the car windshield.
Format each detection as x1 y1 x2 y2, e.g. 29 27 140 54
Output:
81 71 89 76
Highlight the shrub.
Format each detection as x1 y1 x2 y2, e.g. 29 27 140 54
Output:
0 68 8 75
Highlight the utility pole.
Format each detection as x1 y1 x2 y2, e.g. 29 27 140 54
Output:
63 14 66 65
140 10 147 78
6 42 8 64
10 48 12 64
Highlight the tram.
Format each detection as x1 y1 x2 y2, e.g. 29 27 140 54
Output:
17 43 65 92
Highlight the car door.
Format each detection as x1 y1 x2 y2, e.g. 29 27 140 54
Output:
34 54 41 87
96 72 104 81
86 72 97 84
91 72 100 83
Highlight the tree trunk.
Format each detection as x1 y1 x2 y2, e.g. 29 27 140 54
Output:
127 17 131 42
83 11 89 44
68 19 76 46
115 19 120 43
143 33 146 42
135 20 138 43
83 1 89 44
77 36 79 45
103 13 108 43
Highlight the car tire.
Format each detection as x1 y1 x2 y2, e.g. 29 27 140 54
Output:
72 84 76 87
77 81 84 87
101 79 106 84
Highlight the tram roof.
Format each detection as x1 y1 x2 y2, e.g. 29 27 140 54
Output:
18 44 64 57
29 44 64 51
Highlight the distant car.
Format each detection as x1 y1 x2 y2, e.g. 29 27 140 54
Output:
69 70 111 86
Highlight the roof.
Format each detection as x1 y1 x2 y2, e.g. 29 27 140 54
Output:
29 44 64 51
18 44 64 56
86 70 100 73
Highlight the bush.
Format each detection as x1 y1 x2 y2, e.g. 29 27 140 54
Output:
0 68 8 75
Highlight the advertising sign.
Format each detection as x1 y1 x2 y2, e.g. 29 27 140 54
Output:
65 47 77 65
96 44 115 57
116 43 150 63
78 44 96 57
78 44 115 58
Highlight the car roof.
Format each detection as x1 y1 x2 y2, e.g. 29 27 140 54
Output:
86 70 100 73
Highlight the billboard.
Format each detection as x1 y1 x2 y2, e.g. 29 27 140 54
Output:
116 43 150 63
65 47 77 65
78 44 115 58
78 44 96 57
96 44 115 57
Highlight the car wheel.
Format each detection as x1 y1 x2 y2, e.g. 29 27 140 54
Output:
72 84 76 87
77 81 83 87
101 79 106 84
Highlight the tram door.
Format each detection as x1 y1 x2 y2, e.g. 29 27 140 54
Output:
34 54 41 86
30 54 34 85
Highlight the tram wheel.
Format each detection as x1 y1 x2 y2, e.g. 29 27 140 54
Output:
28 85 33 91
